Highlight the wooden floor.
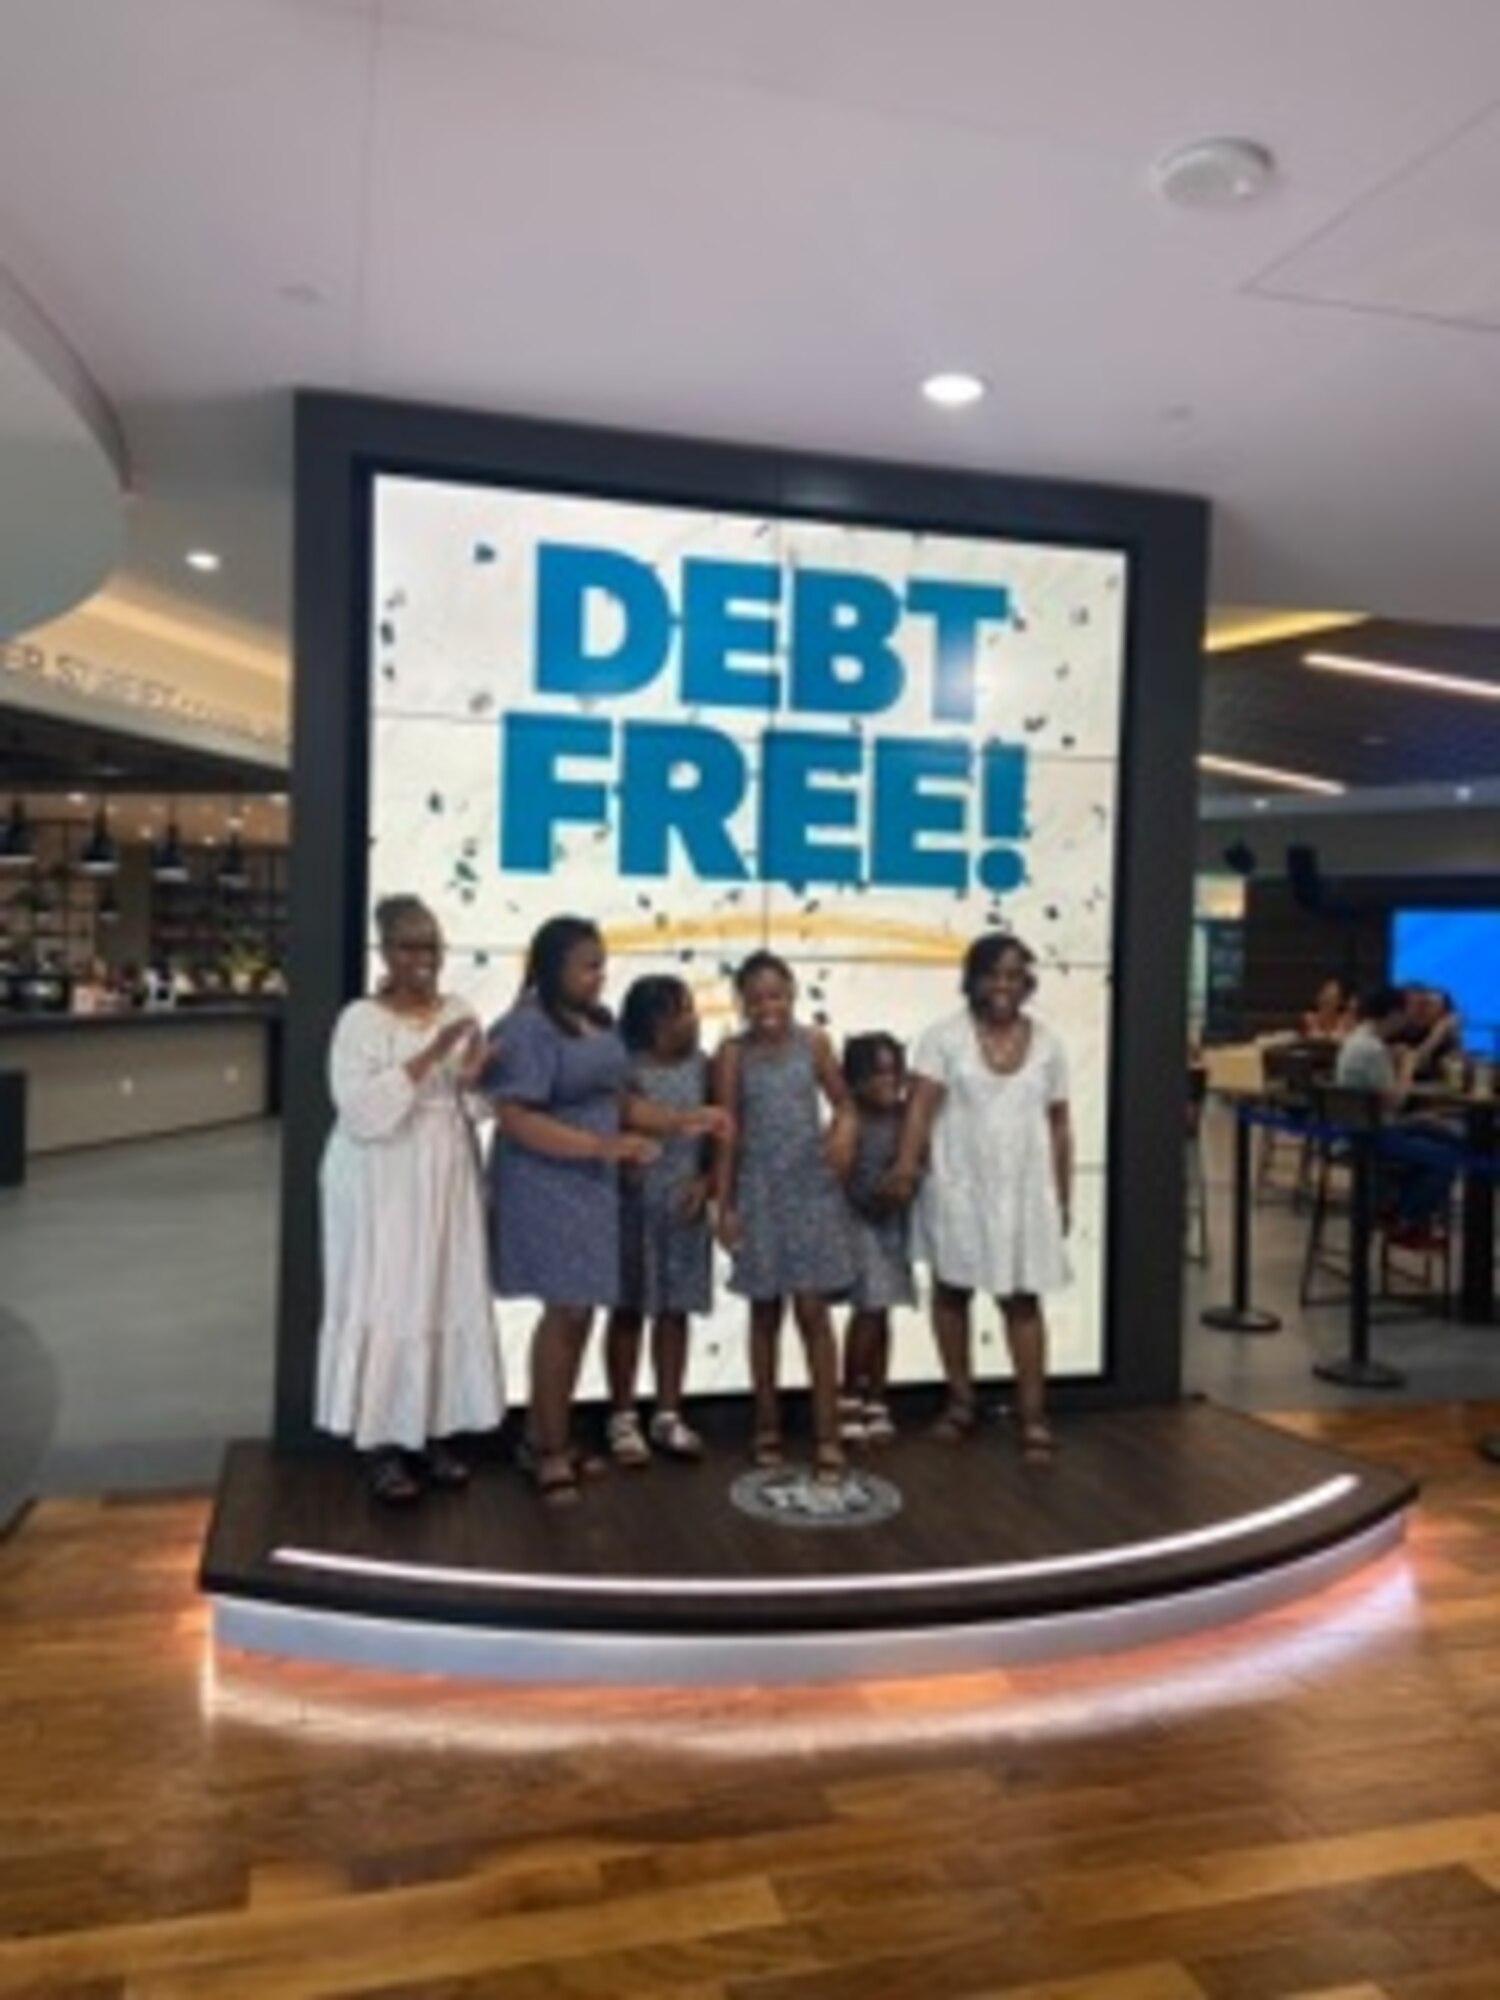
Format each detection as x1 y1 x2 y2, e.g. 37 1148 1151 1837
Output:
3 1402 1500 1998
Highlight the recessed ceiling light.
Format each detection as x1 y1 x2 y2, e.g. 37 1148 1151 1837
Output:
68 791 86 805
185 549 221 573
1306 650 1500 702
921 371 987 409
1198 753 1345 798
1152 137 1276 208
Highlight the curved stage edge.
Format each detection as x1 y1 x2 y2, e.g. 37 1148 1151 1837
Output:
201 1403 1416 1687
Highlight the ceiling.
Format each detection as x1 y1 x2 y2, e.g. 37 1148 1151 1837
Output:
7 0 1500 666
11 0 1500 836
1201 618 1500 797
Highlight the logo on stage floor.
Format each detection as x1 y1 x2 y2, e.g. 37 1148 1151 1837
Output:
729 1464 902 1531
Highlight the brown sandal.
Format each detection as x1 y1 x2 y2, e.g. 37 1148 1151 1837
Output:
814 1443 848 1486
534 1452 581 1507
752 1430 784 1469
931 1400 978 1443
1019 1421 1056 1463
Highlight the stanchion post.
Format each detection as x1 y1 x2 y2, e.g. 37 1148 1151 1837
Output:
1200 1097 1282 1335
1314 1124 1404 1390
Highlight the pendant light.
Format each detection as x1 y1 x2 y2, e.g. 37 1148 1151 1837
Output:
0 799 34 868
218 808 249 890
151 804 189 884
79 800 118 876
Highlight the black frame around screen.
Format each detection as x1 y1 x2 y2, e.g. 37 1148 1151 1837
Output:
276 391 1208 1446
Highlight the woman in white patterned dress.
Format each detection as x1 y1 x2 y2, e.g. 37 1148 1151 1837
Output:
889 933 1073 1460
316 895 504 1502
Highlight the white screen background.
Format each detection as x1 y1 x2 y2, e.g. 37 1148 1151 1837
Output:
368 475 1127 1398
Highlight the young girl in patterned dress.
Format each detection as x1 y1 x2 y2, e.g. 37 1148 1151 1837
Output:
837 1032 916 1446
712 951 856 1480
603 975 715 1465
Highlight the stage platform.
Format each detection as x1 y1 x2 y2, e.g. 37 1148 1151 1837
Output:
201 1402 1416 1684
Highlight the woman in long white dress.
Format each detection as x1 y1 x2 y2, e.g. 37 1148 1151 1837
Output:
890 933 1073 1460
316 895 504 1502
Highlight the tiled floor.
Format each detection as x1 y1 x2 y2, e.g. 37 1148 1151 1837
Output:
0 1121 278 1506
2 1108 1498 1512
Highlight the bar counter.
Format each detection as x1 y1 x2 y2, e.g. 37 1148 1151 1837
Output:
0 1005 282 1155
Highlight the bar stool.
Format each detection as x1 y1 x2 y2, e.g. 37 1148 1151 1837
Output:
1300 1083 1452 1313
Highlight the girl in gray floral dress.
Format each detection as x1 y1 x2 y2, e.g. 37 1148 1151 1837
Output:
838 1032 917 1445
604 976 715 1465
712 951 855 1478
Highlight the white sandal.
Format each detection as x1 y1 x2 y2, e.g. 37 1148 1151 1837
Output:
862 1400 896 1444
607 1409 651 1467
649 1410 704 1460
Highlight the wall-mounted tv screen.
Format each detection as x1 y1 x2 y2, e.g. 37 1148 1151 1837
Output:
1390 909 1500 1053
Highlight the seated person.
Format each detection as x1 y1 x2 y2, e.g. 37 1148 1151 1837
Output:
1302 977 1354 1041
1397 984 1462 1082
1337 986 1458 1240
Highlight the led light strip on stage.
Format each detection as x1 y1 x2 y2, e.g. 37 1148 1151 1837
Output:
211 1516 1408 1687
267 1474 1361 1599
203 1561 1417 1751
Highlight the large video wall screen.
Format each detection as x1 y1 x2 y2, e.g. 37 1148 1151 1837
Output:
367 474 1129 1392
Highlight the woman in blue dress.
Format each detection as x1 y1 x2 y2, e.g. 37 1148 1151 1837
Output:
486 917 723 1504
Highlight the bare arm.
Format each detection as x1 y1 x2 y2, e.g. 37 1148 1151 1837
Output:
404 1013 474 1085
710 1040 742 1241
1383 1042 1417 1114
810 1027 858 1177
623 1091 732 1141
889 1073 945 1195
1048 1099 1074 1232
810 1028 850 1114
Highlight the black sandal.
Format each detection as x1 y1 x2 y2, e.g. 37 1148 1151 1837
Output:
420 1441 470 1489
367 1449 422 1505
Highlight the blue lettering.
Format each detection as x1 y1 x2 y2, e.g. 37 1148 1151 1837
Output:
500 712 612 870
680 558 782 711
760 730 863 887
905 580 1009 723
871 738 970 890
535 542 669 698
789 569 904 715
619 722 751 881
